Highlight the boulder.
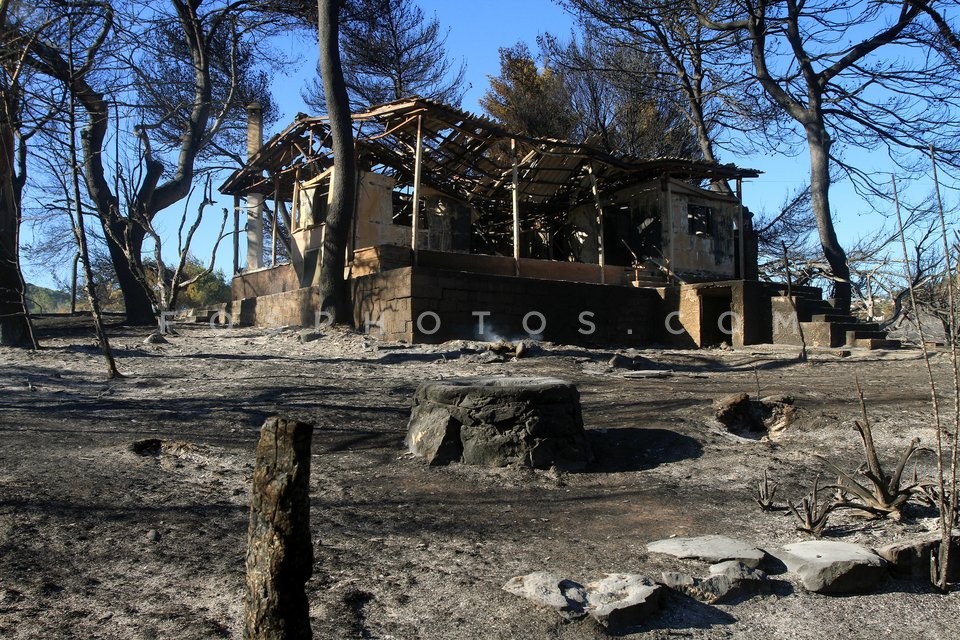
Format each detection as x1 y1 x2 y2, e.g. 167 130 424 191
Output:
298 329 323 343
778 541 887 594
608 353 635 370
608 352 659 371
502 572 587 620
660 561 769 604
875 533 960 581
405 377 592 470
584 573 663 631
646 535 766 568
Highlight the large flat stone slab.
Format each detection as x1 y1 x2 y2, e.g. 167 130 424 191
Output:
778 541 887 594
646 535 766 568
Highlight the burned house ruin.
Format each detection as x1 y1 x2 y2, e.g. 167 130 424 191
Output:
217 98 892 349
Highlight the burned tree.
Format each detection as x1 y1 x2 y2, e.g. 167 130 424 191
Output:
313 0 357 321
696 1 960 313
0 0 39 347
558 0 763 166
19 0 280 325
540 30 700 159
305 0 466 112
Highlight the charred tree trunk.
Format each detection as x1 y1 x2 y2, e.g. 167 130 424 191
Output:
0 99 32 347
0 199 31 347
806 126 851 313
103 220 155 325
243 416 314 640
313 0 357 323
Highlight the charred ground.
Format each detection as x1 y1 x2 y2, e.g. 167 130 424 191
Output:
0 318 957 639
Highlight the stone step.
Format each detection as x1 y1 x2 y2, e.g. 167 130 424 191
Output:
176 310 214 324
800 321 889 348
799 321 848 348
850 337 901 350
809 313 858 324
846 329 887 340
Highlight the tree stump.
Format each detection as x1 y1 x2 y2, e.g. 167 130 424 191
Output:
405 377 593 470
243 417 314 640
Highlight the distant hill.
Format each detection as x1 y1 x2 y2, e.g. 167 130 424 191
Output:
24 283 72 314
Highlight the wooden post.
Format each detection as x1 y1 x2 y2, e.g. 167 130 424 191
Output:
233 194 240 275
588 163 605 284
736 177 745 280
271 175 280 267
666 176 675 279
511 138 521 276
243 416 314 640
411 114 424 265
292 170 301 231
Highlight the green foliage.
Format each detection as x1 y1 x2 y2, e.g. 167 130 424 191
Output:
480 43 577 140
24 283 71 314
480 37 697 156
172 257 232 311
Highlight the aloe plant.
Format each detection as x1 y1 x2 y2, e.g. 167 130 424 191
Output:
816 380 930 521
754 469 785 511
788 476 836 538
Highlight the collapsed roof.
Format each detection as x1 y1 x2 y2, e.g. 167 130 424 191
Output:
220 97 760 216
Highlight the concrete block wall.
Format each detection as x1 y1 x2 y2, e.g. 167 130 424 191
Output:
228 286 320 328
770 296 803 345
351 267 668 346
225 266 782 349
232 264 298 300
352 267 414 340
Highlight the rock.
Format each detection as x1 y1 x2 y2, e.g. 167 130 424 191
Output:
502 572 587 620
146 529 161 543
403 405 463 466
466 351 503 364
704 561 769 602
584 573 663 631
298 330 323 343
660 561 768 604
778 541 887 594
875 533 960 581
659 570 696 591
646 535 766 568
608 353 657 371
514 339 540 359
405 377 592 470
143 332 168 345
608 353 635 370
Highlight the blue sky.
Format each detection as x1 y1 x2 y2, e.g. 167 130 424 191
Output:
23 0 950 290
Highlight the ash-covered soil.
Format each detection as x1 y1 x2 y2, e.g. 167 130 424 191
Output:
1 317 959 639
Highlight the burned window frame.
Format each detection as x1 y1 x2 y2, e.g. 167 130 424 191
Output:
687 203 713 236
